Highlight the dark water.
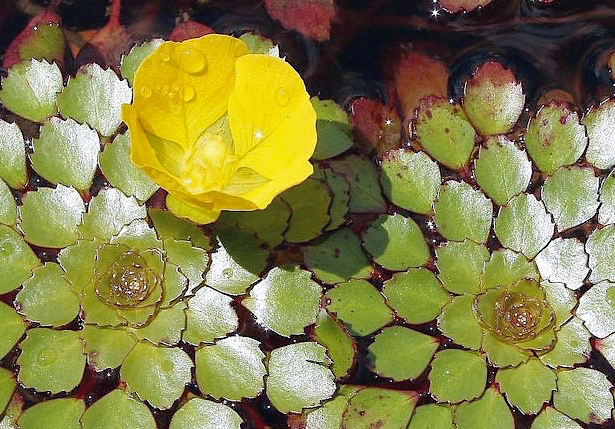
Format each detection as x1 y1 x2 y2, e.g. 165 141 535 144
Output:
2 0 615 428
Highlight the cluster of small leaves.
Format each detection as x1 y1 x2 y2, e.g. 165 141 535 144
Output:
1 3 615 429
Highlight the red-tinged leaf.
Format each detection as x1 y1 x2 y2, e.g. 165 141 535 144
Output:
3 10 65 69
74 0 131 70
349 98 401 157
264 0 336 42
396 52 448 121
439 0 494 13
169 21 215 42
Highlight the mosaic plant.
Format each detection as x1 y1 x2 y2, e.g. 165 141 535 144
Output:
1 0 615 428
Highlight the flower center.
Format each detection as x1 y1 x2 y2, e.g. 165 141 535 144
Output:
493 292 545 342
109 263 149 304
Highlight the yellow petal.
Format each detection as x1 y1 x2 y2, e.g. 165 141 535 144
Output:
227 54 317 208
132 34 248 149
166 193 220 225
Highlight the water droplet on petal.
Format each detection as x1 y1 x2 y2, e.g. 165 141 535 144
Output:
182 85 195 102
159 45 172 62
140 86 152 98
174 45 208 75
37 348 57 366
275 87 290 106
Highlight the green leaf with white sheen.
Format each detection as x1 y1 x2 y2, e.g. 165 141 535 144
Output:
599 169 615 225
553 368 614 424
474 136 531 206
535 238 588 290
183 286 238 345
576 281 615 338
195 336 266 401
587 225 615 283
540 317 591 367
79 188 146 240
434 180 492 243
494 193 554 259
0 59 62 122
57 64 132 137
481 248 539 290
583 99 615 169
0 179 16 226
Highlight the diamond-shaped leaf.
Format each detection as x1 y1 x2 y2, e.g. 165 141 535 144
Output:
79 188 146 240
121 341 192 409
57 63 132 137
553 368 614 424
481 248 539 290
19 185 85 248
0 120 27 189
149 208 209 250
243 265 321 337
16 398 84 429
281 177 332 243
535 238 588 290
81 389 156 429
196 336 266 401
583 99 615 169
530 407 583 429
183 286 238 345
0 59 62 122
408 404 454 429
576 281 615 338
429 349 487 403
496 358 556 414
587 225 615 283
266 342 336 414
436 240 489 294
540 317 591 368
312 309 356 379
329 154 386 213
31 118 100 191
454 387 514 429
341 387 417 429
80 325 137 371
311 97 353 160
437 294 483 350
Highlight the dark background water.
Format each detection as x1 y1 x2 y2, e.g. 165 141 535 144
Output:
2 1 615 428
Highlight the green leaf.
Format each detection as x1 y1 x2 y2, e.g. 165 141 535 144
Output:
19 185 85 248
530 407 583 429
311 97 353 160
576 281 615 338
321 167 350 231
99 132 159 202
494 193 554 259
379 149 440 214
0 302 25 360
31 118 100 191
582 99 615 169
462 61 525 136
205 230 268 295
266 342 336 413
183 286 238 345
163 238 207 295
149 208 209 250
525 102 587 175
15 263 79 326
0 369 15 416
553 368 614 424
81 389 156 429
481 248 539 290
496 358 556 414
0 120 27 189
0 179 16 226
341 387 417 429
415 97 476 170
133 301 187 345
542 281 576 327
383 268 450 324
243 265 321 337
303 228 372 285
79 188 146 240
120 39 164 86
361 213 430 270
368 326 438 381
218 197 291 248
17 398 84 429
329 154 386 213
15 22 65 66
169 398 242 429
428 349 487 403
599 169 615 224
109 218 162 250
0 59 62 122
121 341 192 409
325 279 394 336
195 336 266 401
535 238 588 290
437 294 483 350
542 166 599 231
17 328 85 394
313 309 356 379
57 64 132 137
239 32 279 55
436 240 489 294
434 180 493 243
281 178 331 243
482 330 531 367
80 325 137 371
0 224 41 294
474 136 531 206
540 317 591 367
57 239 99 295
409 404 454 429
587 224 615 283
302 386 359 429
454 387 514 429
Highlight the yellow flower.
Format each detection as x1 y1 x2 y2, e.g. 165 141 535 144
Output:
121 34 317 223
